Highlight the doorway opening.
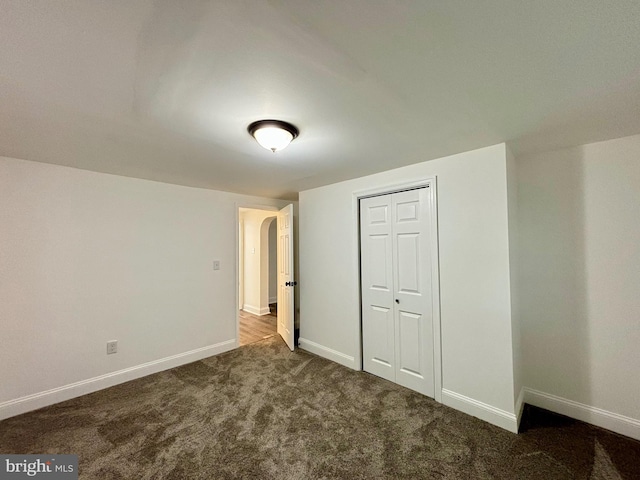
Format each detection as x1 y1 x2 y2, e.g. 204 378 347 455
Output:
237 204 296 351
238 208 277 346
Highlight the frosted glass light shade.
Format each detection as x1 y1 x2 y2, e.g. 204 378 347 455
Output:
248 120 299 153
253 126 294 152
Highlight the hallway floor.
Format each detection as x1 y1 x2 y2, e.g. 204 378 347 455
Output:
239 307 277 346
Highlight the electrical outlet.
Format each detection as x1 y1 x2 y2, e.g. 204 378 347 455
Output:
213 260 220 270
107 340 118 355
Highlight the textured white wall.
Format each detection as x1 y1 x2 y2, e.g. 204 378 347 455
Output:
517 134 640 422
506 146 522 412
299 144 516 415
0 156 288 411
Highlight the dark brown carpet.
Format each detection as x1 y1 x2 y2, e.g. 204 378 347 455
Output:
1 336 639 479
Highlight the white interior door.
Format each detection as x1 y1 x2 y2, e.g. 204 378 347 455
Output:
360 188 434 397
391 189 434 396
277 204 295 351
360 195 396 382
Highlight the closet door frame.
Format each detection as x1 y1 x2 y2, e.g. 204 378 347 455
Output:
353 177 442 403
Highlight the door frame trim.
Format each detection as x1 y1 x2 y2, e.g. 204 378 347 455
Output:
352 177 443 403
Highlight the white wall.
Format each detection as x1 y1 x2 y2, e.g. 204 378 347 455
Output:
0 156 288 419
506 146 523 421
268 221 277 304
517 134 640 438
299 144 517 430
259 216 276 311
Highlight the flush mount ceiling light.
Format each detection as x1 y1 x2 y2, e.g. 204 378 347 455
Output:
248 119 299 153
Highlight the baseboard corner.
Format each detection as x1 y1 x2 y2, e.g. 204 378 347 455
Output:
515 387 526 432
523 387 640 441
298 338 356 370
441 388 519 433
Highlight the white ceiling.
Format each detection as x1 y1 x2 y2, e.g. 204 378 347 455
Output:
1 1 639 199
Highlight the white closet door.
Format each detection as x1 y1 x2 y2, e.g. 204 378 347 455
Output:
392 189 434 396
360 195 395 383
360 188 434 398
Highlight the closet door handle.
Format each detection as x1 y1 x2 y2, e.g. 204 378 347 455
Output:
395 299 399 304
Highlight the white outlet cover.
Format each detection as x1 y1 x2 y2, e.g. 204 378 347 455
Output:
213 260 220 270
107 341 118 354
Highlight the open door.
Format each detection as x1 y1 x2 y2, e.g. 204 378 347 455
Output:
277 204 295 351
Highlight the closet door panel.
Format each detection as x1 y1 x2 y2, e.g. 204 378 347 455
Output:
360 195 395 383
392 189 434 397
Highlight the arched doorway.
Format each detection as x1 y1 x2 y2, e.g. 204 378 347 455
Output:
238 208 278 345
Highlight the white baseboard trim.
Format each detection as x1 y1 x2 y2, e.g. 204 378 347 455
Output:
242 304 271 316
0 339 236 421
515 387 526 431
442 389 518 433
242 304 260 315
523 388 640 441
298 338 356 370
